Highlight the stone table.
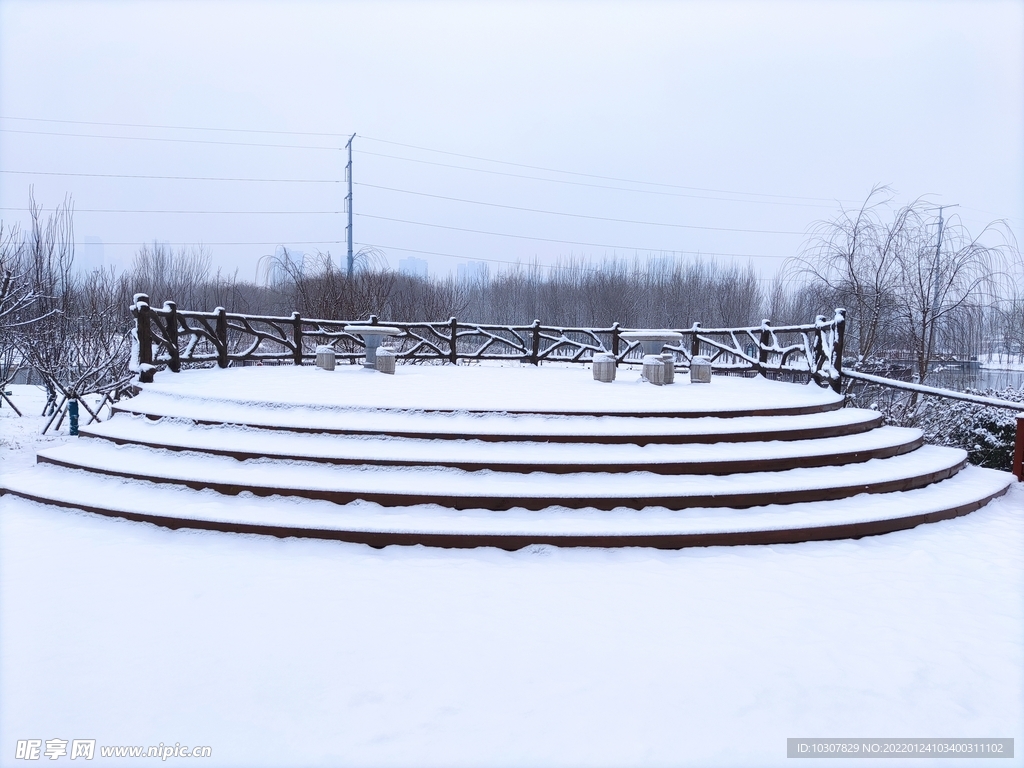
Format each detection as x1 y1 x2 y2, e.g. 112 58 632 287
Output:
344 325 403 369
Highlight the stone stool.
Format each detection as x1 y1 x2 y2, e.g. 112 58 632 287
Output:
642 355 665 385
690 355 712 383
375 347 396 375
592 353 616 383
661 353 675 384
315 345 336 371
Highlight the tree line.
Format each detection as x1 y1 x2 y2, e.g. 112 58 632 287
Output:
2 187 1022 421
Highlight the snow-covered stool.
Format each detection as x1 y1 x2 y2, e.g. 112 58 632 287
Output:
375 347 396 375
661 353 675 384
315 345 336 371
642 355 665 385
690 355 711 383
592 353 616 383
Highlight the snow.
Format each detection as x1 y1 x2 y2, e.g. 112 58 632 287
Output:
133 363 844 414
118 390 875 439
1 489 1022 767
84 414 922 467
2 381 1023 766
980 353 1024 371
3 461 1011 539
32 440 970 504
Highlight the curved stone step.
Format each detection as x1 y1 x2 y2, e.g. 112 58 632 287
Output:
34 440 967 511
0 461 1011 548
112 393 882 444
133 365 846 418
80 415 925 475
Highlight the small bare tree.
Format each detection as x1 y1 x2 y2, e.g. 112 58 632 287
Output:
0 220 46 413
9 193 134 431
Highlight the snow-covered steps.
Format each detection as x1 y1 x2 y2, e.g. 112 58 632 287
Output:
3 365 1014 548
81 415 924 475
0 461 1011 548
112 393 881 444
35 440 967 511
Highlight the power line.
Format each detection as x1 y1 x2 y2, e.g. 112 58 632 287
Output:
357 182 806 235
69 240 342 246
360 135 849 203
1 206 339 215
0 169 338 183
0 116 851 205
357 149 838 208
357 213 787 259
0 115 349 138
0 128 340 151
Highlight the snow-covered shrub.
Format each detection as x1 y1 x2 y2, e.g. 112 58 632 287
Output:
846 383 1023 471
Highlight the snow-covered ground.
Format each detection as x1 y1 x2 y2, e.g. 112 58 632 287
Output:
2 384 1023 766
129 363 844 414
980 353 1024 371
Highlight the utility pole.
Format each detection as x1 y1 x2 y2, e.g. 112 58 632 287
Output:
345 133 356 278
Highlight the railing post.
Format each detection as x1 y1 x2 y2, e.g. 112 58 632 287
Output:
135 294 153 367
757 319 770 376
449 317 458 364
215 306 228 368
812 314 828 386
1013 413 1024 482
690 322 701 359
832 308 846 393
611 322 620 365
530 319 541 366
291 312 303 365
164 301 180 373
134 294 155 383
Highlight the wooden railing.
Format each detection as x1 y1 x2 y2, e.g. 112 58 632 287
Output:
130 294 847 391
127 296 1023 479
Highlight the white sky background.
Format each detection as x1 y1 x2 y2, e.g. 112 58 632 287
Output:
0 0 1021 284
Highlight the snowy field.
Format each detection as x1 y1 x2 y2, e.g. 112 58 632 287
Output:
981 353 1024 372
2 384 1023 767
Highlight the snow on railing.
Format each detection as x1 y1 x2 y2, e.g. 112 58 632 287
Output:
844 369 1024 412
130 295 847 391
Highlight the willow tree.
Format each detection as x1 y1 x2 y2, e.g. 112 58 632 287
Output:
789 187 1013 384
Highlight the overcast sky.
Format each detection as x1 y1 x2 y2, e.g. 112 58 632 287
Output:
1 0 1021 283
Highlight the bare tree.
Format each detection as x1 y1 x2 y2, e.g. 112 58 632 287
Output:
0 220 43 413
787 187 905 366
8 194 134 431
788 187 1013 383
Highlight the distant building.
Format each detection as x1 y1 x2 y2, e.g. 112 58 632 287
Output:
80 236 105 272
398 256 429 279
264 245 311 284
457 261 488 283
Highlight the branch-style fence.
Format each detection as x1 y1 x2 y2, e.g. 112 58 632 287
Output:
123 294 1024 478
130 294 847 391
